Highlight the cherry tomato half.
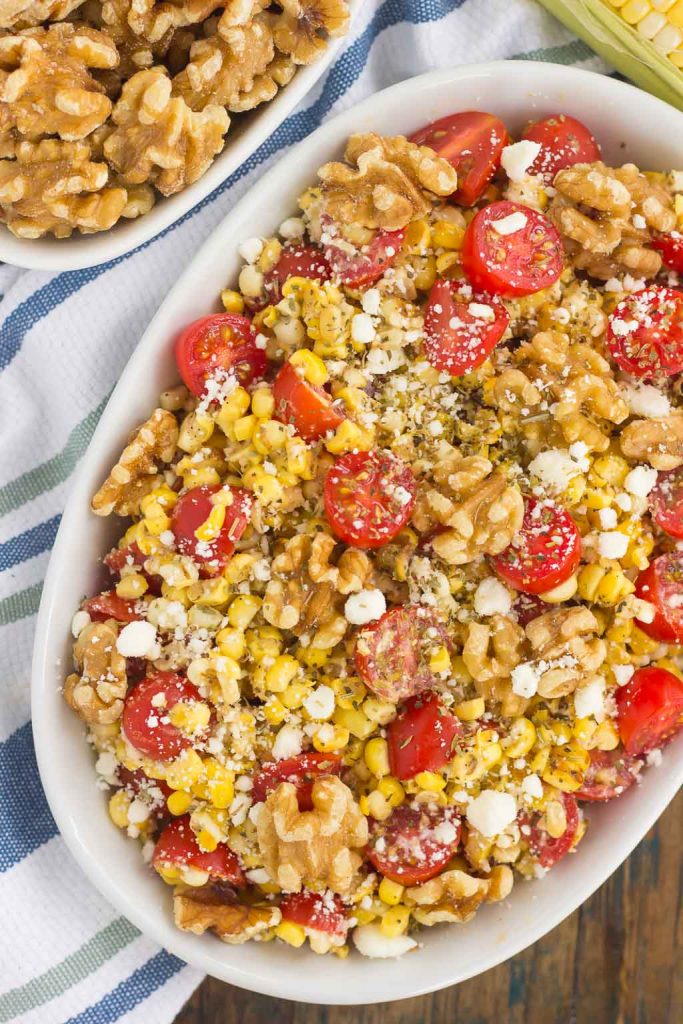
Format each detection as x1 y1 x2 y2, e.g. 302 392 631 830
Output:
574 748 640 802
273 360 345 443
263 244 331 305
153 815 245 885
104 543 146 576
387 692 462 780
528 793 580 869
366 804 461 885
410 111 508 206
280 891 347 935
83 591 142 623
325 228 405 289
634 552 683 643
122 671 206 761
522 114 601 182
251 752 342 811
652 232 683 273
171 484 252 576
616 666 683 756
324 450 417 549
649 467 683 539
354 606 450 702
461 201 563 297
606 287 683 379
491 498 581 595
175 313 267 397
423 279 509 375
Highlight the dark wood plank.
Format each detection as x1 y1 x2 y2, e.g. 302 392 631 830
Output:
175 792 681 1024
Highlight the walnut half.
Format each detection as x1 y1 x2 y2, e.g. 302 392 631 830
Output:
63 619 127 724
174 884 281 943
91 407 178 517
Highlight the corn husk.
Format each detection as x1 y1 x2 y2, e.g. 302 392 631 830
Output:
538 0 683 111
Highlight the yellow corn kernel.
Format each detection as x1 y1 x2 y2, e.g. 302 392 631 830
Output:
122 522 160 556
289 349 329 386
325 419 372 455
246 625 283 662
263 696 288 725
563 474 587 506
228 594 262 630
194 503 226 543
265 654 300 692
178 411 215 455
359 790 392 820
176 464 221 488
362 697 396 725
168 700 211 735
141 485 178 513
354 909 378 926
298 645 331 668
590 454 629 488
115 573 148 599
429 645 451 674
232 414 257 442
377 776 405 807
454 697 485 722
584 486 614 511
528 746 550 774
281 681 310 710
216 387 251 429
655 657 683 680
593 720 620 751
312 724 350 752
108 790 131 829
187 576 231 607
333 705 374 739
251 387 275 419
539 574 578 603
414 770 446 792
404 218 431 253
378 878 405 906
545 799 568 840
413 253 437 291
285 437 314 480
475 729 503 768
196 828 218 853
606 618 633 644
333 944 350 959
630 626 660 656
577 564 635 606
380 906 410 937
252 419 289 455
574 717 597 749
204 762 235 809
242 466 284 504
215 626 246 661
165 749 205 791
542 742 590 792
432 219 465 250
167 790 192 816
221 552 258 586
364 737 390 777
220 288 245 313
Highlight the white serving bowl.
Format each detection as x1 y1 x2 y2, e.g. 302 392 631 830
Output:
33 61 683 1005
0 0 362 272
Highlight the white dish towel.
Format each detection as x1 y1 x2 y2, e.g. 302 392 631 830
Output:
0 1 606 1021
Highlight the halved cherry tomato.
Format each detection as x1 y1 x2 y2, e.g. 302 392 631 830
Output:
410 111 508 206
263 244 331 304
575 749 640 802
104 543 146 575
175 313 267 397
616 665 683 756
491 498 581 595
171 485 252 575
153 815 245 885
522 114 601 182
325 229 405 289
324 450 416 549
634 552 683 643
273 360 345 442
354 605 450 702
251 752 342 811
280 891 347 935
528 793 580 868
606 287 683 379
122 671 206 761
116 766 172 817
652 232 683 273
461 200 563 297
423 279 509 375
387 692 462 780
83 591 142 623
366 804 461 885
649 467 683 539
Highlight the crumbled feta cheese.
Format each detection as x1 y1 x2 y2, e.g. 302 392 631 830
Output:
466 790 518 837
492 211 527 235
528 449 582 492
597 531 629 560
615 492 633 512
427 419 444 436
71 609 91 639
433 819 458 845
365 348 404 375
632 598 656 623
272 724 303 760
238 237 263 263
116 620 159 659
344 588 386 625
159 530 175 547
625 465 658 497
361 288 381 315
279 217 305 240
511 661 541 699
574 677 606 721
245 868 271 884
501 139 541 181
646 748 663 767
149 599 187 631
303 684 335 720
351 312 376 345
520 773 543 800
598 507 618 529
621 383 670 419
473 577 513 617
127 798 151 825
353 924 418 959
612 664 635 687
95 751 118 784
469 302 495 322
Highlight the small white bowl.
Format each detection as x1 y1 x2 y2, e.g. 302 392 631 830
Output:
0 0 363 272
32 61 683 1005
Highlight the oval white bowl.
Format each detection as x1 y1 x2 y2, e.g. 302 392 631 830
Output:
33 61 683 1005
0 0 362 272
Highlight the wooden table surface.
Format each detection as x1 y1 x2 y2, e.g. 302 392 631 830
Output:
176 791 681 1024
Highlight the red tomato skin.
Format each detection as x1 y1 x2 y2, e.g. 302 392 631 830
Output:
528 793 580 868
606 287 683 379
175 313 267 397
616 666 683 756
491 498 581 595
354 606 451 702
423 279 509 375
387 692 462 780
251 752 343 811
280 891 347 935
410 111 509 206
263 244 331 304
575 749 640 802
523 114 601 181
652 232 683 273
461 201 563 297
104 543 146 575
171 485 252 576
649 468 683 540
325 229 405 289
366 805 461 885
122 672 204 761
83 591 142 623
323 450 417 549
153 815 245 885
634 554 683 643
511 592 549 628
272 361 345 442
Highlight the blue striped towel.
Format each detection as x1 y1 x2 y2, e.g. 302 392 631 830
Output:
0 1 607 1020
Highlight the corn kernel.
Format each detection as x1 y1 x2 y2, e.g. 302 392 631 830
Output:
263 696 288 725
454 697 485 722
414 770 446 792
216 388 251 430
377 776 405 807
166 790 193 816
221 288 245 313
360 790 392 820
404 218 431 253
298 645 331 668
432 220 465 249
333 705 374 739
630 626 660 655
165 749 205 791
251 387 275 419
108 790 131 829
281 681 310 710
362 697 396 725
194 503 226 542
325 419 372 455
265 654 300 693
378 878 405 906
289 349 329 386
215 626 246 660
275 920 305 947
312 724 350 752
228 595 262 630
380 906 410 937
168 700 211 735
246 626 283 662
364 737 390 777
593 720 620 751
115 573 148 599
429 644 451 674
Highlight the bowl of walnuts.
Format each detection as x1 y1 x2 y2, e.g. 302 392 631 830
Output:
0 0 360 270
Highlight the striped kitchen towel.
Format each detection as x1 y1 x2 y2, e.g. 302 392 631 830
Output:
0 1 606 1021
